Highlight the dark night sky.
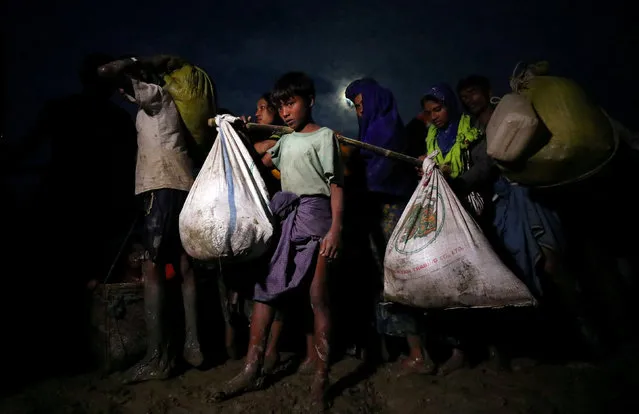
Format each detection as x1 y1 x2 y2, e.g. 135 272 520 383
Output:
2 0 634 143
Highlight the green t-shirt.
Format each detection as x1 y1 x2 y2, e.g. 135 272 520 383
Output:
267 127 344 197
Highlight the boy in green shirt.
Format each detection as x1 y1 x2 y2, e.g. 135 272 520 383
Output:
215 72 344 410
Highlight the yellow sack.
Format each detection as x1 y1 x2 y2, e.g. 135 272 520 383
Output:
163 64 217 163
500 75 617 187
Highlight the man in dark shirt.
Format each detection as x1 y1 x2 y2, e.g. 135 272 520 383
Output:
450 76 499 216
457 75 494 133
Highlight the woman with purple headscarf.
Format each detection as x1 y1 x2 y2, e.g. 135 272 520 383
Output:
345 78 416 198
344 79 430 373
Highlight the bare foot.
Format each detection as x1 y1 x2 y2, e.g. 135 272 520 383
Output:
298 357 317 375
399 355 436 376
438 348 466 376
262 352 280 375
122 353 171 384
183 340 204 368
211 364 263 402
487 345 511 372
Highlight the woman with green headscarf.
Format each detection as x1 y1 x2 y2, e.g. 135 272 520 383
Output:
417 82 485 374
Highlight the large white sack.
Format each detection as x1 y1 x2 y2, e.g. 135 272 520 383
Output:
486 93 539 162
179 115 273 261
384 156 536 310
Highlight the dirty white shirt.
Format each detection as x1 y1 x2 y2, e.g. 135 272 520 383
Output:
132 79 194 195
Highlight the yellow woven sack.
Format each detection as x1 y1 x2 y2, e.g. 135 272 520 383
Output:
163 64 217 163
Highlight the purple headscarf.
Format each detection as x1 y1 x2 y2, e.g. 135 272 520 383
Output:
345 78 415 197
423 83 462 156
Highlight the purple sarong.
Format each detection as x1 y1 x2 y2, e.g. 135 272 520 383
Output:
253 191 332 302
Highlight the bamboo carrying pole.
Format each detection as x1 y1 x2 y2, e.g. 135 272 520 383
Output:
207 118 422 167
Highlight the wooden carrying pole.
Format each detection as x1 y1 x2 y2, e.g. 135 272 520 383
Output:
208 118 422 167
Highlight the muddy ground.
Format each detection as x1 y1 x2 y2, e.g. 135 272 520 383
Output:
2 341 639 414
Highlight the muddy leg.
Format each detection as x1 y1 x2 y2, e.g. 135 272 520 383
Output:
297 332 316 374
180 254 203 367
263 318 283 374
217 275 239 360
213 301 274 401
309 256 332 410
123 259 171 384
438 348 466 376
401 334 435 375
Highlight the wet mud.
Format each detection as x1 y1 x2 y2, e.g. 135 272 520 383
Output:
2 343 639 414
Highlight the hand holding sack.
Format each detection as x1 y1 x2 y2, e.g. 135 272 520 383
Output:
384 155 536 310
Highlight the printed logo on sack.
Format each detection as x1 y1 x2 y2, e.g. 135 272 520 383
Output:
393 189 445 255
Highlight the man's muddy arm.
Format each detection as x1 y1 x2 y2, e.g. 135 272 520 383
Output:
97 58 138 96
97 58 138 78
97 55 174 78
97 55 176 96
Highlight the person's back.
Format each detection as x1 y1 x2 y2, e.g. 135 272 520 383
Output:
130 78 194 195
98 56 204 383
